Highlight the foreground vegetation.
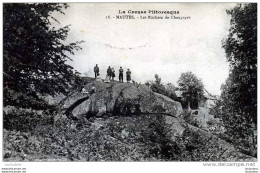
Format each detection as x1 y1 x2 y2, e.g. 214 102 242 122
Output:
3 106 255 161
3 3 257 161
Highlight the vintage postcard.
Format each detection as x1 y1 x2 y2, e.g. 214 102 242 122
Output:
1 2 258 172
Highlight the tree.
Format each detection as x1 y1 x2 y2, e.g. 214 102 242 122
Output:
220 3 257 156
3 3 83 109
177 72 204 109
221 3 257 124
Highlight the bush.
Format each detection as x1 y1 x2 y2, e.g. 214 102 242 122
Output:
140 114 178 160
174 127 228 161
4 108 54 132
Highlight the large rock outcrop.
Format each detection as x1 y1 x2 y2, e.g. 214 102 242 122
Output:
61 81 183 118
58 81 257 161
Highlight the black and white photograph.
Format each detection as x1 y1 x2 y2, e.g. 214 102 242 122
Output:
2 2 257 167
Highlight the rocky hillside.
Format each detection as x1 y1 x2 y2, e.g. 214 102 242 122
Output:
3 81 257 161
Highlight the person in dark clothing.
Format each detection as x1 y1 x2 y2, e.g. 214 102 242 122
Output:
107 66 112 80
94 64 99 79
119 67 124 82
126 69 131 83
111 67 115 81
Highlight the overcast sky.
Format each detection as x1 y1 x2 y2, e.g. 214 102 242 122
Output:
52 3 237 95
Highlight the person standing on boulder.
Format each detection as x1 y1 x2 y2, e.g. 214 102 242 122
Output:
126 69 131 83
94 64 99 79
111 67 115 81
119 67 124 82
107 66 112 80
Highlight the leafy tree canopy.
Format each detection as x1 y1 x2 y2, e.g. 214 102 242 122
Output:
218 3 257 156
3 3 83 108
177 71 204 109
221 3 257 123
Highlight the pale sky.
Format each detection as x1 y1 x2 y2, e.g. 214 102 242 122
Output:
52 3 237 95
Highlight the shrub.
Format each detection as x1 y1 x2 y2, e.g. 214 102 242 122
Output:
3 108 54 132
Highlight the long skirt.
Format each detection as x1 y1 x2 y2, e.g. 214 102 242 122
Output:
127 75 131 81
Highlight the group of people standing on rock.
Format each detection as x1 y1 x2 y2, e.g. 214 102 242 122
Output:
106 66 116 81
94 64 132 83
